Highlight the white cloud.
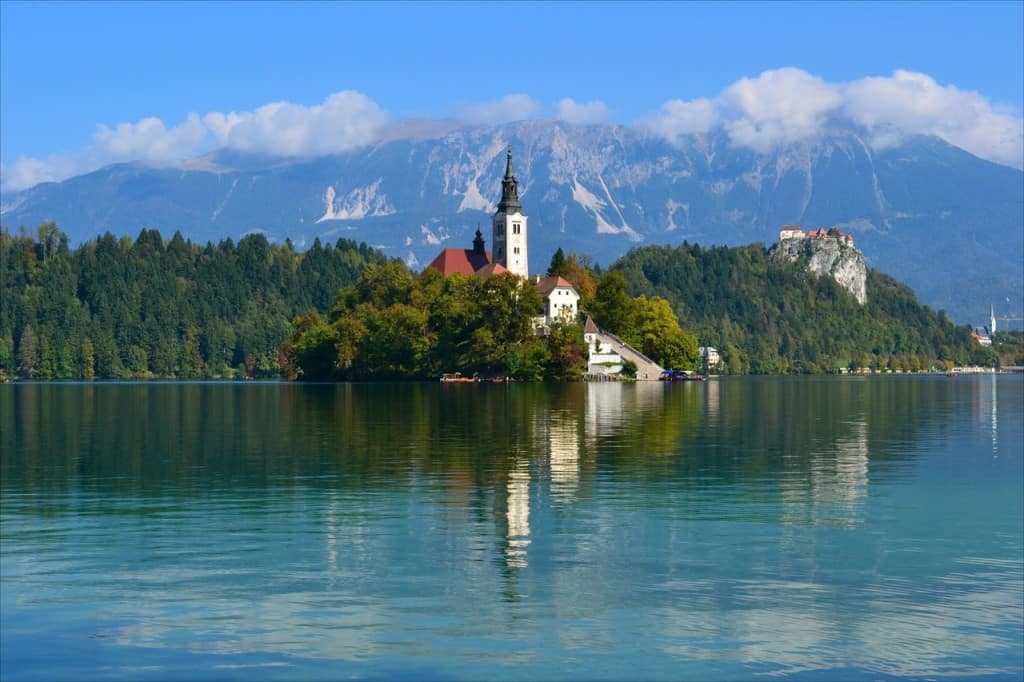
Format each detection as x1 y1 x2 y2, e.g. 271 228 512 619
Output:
556 98 610 124
639 67 1023 168
2 91 388 192
202 91 386 157
456 94 540 124
93 113 209 163
3 70 1021 194
638 98 716 143
719 68 841 151
842 70 1023 168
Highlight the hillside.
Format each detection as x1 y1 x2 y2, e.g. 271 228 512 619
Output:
1 222 992 379
609 242 990 374
0 224 387 380
2 120 1020 325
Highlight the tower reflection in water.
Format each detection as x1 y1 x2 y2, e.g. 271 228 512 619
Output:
548 410 581 503
505 459 531 570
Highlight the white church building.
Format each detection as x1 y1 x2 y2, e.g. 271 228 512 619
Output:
426 148 580 327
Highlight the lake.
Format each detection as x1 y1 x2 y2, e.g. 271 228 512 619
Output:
2 377 1022 680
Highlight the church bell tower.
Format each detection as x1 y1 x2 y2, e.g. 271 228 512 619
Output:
492 147 528 278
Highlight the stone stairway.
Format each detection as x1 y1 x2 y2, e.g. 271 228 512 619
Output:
593 328 664 381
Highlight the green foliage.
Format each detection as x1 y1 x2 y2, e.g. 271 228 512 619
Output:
559 253 598 309
609 242 982 374
1 224 386 380
547 248 566 276
589 270 699 370
285 266 588 381
992 330 1024 367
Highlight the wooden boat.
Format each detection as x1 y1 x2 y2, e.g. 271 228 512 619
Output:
440 372 477 383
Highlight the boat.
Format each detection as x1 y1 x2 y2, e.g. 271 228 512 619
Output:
440 372 477 383
660 369 705 382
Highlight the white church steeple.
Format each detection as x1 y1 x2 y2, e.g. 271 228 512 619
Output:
492 147 528 278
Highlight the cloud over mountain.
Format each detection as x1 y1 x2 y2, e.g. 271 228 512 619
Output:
556 98 610 124
1 91 388 192
456 94 541 124
201 91 387 158
2 69 1021 193
640 68 1023 168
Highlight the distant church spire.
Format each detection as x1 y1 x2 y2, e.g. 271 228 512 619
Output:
497 147 522 214
473 225 486 256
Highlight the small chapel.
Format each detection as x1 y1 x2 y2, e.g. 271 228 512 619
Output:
425 148 580 326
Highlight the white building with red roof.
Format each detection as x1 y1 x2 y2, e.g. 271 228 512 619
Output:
424 149 582 328
535 275 580 322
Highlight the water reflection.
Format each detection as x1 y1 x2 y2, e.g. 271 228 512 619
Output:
504 459 531 570
991 373 998 455
810 418 869 528
1 378 1022 680
547 411 580 503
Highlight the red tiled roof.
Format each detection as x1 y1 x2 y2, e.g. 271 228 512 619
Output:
584 316 599 334
473 262 509 278
535 275 575 297
426 248 492 276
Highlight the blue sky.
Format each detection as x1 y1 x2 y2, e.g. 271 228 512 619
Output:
2 1 1022 190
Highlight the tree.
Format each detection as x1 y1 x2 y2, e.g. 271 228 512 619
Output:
282 310 339 380
590 270 634 335
547 248 567 276
81 338 95 380
560 253 597 309
545 320 587 381
630 296 699 369
17 326 38 378
0 331 14 377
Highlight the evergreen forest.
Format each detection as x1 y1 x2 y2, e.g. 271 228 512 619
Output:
1 223 386 379
1 224 1000 381
610 242 996 373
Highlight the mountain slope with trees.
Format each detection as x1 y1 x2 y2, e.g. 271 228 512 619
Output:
0 223 386 379
609 242 992 373
2 224 993 381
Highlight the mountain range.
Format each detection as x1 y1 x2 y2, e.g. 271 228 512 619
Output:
2 119 1020 325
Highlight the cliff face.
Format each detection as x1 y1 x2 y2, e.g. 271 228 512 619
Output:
774 236 868 304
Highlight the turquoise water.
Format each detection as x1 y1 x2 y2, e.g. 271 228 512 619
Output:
2 377 1022 680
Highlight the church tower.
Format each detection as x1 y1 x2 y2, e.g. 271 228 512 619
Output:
492 148 528 278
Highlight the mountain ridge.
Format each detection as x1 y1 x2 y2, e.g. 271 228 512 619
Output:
2 120 1020 324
